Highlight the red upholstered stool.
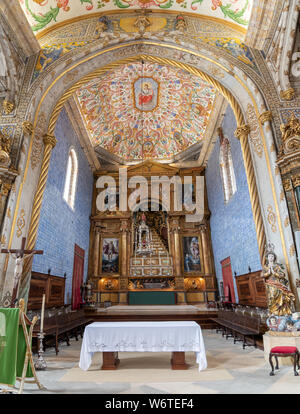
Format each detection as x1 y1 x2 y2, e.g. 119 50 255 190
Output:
269 346 300 376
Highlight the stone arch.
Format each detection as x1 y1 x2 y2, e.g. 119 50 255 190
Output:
2 41 298 307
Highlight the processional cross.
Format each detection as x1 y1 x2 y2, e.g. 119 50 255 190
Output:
1 237 43 306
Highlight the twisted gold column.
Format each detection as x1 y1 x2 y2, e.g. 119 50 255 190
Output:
22 134 57 279
93 228 100 276
199 224 211 275
235 125 266 261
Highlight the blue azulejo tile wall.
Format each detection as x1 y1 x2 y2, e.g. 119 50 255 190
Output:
32 108 93 304
205 105 262 301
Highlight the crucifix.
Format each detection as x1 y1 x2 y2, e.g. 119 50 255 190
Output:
1 237 43 307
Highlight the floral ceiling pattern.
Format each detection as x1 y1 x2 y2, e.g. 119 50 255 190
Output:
75 62 216 162
19 0 253 34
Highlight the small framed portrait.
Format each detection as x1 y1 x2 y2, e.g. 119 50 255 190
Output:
182 235 203 275
100 237 120 274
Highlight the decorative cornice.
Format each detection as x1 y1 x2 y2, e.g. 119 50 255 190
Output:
259 111 272 125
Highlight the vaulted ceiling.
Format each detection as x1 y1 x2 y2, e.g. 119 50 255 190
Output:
75 62 216 163
16 0 254 167
19 1 253 36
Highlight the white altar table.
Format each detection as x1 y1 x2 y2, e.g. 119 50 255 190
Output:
79 321 207 371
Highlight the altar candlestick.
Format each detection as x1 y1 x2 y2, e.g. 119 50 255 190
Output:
40 294 45 332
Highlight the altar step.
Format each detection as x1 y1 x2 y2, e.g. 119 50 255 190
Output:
131 228 173 277
85 305 218 329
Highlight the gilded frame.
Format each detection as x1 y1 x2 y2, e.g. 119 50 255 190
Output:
181 234 204 276
99 235 121 276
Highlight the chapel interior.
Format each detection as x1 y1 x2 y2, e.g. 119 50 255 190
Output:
1 0 300 395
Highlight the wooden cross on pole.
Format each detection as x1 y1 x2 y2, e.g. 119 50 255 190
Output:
1 237 43 306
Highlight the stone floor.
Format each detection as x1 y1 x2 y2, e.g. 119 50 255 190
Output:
5 330 300 394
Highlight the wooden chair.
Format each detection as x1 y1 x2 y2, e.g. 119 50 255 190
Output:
269 346 300 376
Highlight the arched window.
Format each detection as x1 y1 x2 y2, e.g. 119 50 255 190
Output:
219 130 237 203
63 148 78 209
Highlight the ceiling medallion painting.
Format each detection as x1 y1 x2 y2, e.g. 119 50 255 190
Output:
75 62 216 162
134 77 159 111
19 1 253 33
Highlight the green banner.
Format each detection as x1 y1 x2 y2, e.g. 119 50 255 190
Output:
0 308 33 386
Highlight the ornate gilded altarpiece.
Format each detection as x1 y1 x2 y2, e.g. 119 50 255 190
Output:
88 161 217 306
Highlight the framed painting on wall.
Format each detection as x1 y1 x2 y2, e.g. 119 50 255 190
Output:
182 235 203 275
100 237 120 274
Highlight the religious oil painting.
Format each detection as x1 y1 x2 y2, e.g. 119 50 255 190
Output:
133 77 159 112
101 238 119 274
182 236 202 274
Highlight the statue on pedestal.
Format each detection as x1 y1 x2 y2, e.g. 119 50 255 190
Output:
135 213 153 255
262 243 295 316
262 243 297 332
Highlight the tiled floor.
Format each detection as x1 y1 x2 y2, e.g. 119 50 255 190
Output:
5 330 300 394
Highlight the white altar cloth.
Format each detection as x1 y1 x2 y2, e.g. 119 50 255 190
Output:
79 321 207 371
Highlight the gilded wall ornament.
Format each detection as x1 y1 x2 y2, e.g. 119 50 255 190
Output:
246 104 263 158
43 134 57 148
259 111 272 125
0 235 6 246
284 216 290 227
280 88 295 101
278 113 300 157
16 209 25 238
280 113 300 143
175 15 186 32
267 205 277 233
0 131 11 168
95 18 108 38
31 113 47 170
134 11 151 35
283 179 292 192
22 121 34 136
234 124 250 140
289 244 296 257
292 175 300 188
1 182 12 197
2 100 15 115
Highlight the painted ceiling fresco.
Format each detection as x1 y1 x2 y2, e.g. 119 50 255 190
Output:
75 62 216 162
19 1 253 34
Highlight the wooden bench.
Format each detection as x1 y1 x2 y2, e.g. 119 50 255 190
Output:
211 310 261 349
33 310 93 354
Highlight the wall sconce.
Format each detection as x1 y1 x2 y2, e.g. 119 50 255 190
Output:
47 268 51 275
248 266 251 273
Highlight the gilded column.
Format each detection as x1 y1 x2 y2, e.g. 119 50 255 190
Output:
120 219 129 295
235 125 266 262
93 227 100 276
169 218 185 301
199 223 211 275
22 134 57 279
